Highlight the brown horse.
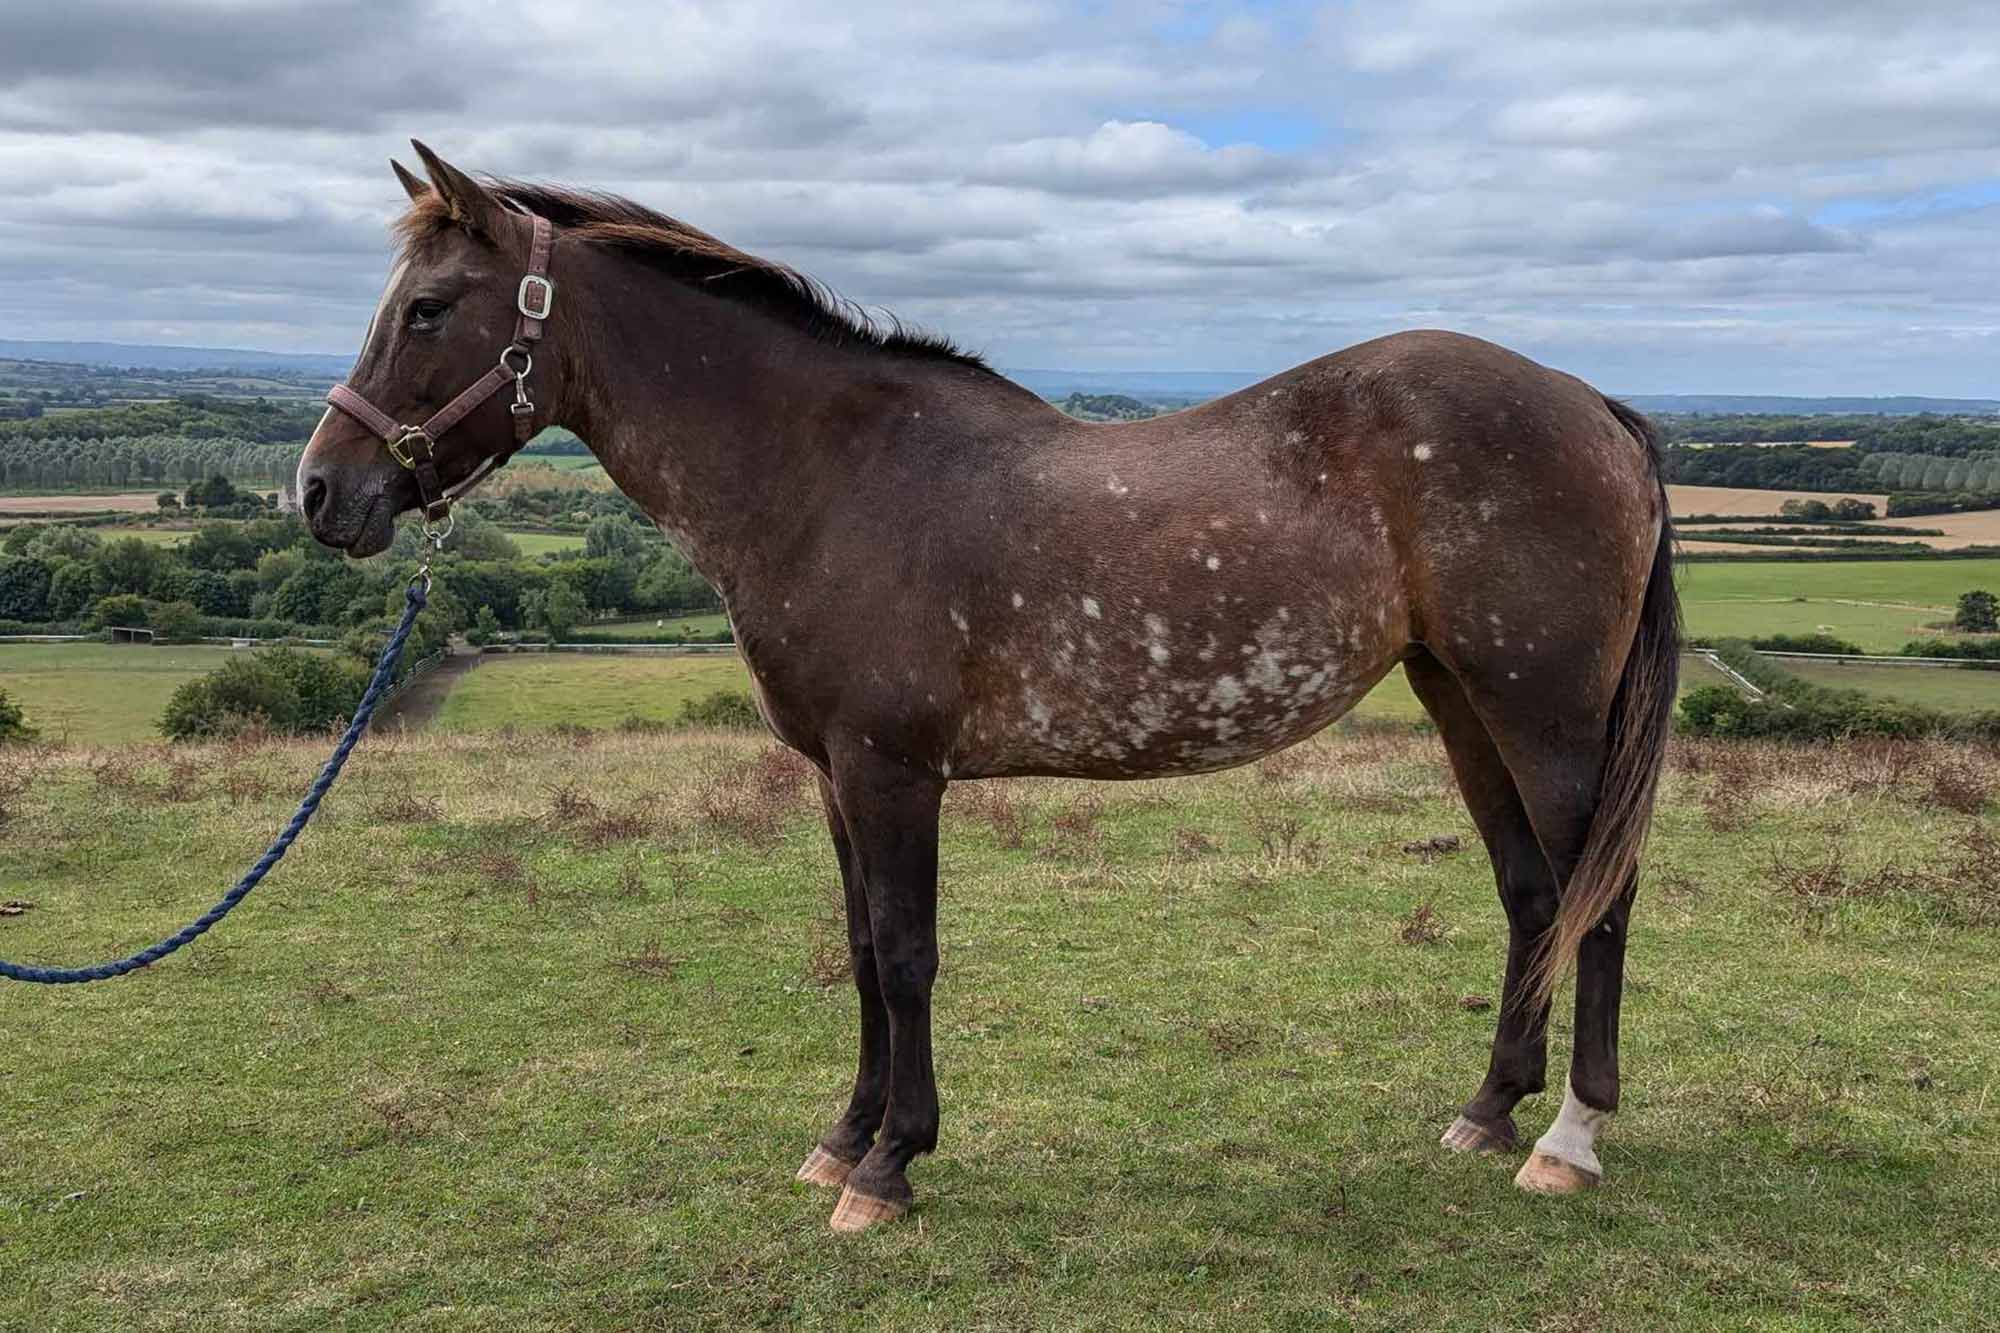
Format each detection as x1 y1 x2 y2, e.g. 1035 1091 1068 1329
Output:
301 144 1679 1233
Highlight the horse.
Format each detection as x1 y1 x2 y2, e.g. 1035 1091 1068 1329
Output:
300 143 1679 1233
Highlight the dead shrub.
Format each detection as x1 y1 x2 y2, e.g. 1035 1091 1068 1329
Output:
953 782 1027 850
474 849 525 883
695 784 786 850
220 769 274 806
612 938 681 979
371 792 443 824
1249 809 1324 867
1171 826 1218 857
1256 749 1310 784
544 781 600 826
805 920 850 990
1397 902 1449 946
1919 757 1991 815
1041 792 1105 861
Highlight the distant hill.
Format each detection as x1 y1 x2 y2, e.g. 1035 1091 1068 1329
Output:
0 339 351 377
1621 394 2000 416
6 341 1993 416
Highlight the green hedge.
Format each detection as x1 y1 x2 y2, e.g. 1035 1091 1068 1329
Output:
1680 639 2000 740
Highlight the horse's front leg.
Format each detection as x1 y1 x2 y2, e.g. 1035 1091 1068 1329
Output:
796 774 890 1189
820 746 944 1232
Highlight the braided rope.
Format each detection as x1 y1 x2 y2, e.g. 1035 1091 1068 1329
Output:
1 580 429 985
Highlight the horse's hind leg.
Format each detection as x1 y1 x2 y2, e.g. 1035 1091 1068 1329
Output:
1454 687 1632 1195
1404 652 1556 1155
796 773 891 1189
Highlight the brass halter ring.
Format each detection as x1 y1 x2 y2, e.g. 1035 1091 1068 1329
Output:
386 425 434 471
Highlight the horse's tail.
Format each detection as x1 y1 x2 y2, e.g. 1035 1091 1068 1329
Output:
1526 397 1680 1013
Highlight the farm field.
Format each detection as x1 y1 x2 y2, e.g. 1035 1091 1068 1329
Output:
0 728 1993 1328
1676 558 2000 651
0 642 273 746
1782 659 2000 711
430 654 1433 733
585 612 733 639
1666 484 1888 517
499 528 586 555
0 491 169 515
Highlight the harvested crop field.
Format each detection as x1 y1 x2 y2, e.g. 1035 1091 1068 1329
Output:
1667 485 1889 518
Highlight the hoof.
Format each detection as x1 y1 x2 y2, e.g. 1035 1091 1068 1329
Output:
1440 1115 1516 1155
1514 1150 1601 1195
795 1146 858 1189
829 1184 909 1233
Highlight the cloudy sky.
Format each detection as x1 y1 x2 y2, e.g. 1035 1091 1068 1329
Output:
2 0 1996 393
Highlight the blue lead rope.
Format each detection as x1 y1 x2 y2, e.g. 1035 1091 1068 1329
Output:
1 578 429 985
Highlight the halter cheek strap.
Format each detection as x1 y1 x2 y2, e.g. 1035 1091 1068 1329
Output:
325 212 556 524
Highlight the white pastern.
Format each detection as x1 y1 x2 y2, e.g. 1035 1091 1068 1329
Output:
1532 1082 1610 1177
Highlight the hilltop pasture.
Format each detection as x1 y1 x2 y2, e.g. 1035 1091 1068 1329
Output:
0 728 1992 1328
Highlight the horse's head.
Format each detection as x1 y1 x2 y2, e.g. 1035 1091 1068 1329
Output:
299 142 560 556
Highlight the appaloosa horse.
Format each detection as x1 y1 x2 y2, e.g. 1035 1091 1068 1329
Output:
301 144 1679 1232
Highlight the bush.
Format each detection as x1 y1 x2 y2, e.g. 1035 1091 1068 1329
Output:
1954 590 1998 633
0 687 35 744
160 647 368 740
675 689 764 730
148 600 204 641
1749 633 1865 655
1680 640 2000 741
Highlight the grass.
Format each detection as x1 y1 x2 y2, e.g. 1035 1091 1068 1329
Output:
1783 659 2000 710
433 653 752 731
586 612 735 639
0 643 280 746
432 655 1431 734
1678 558 2000 651
500 529 586 555
0 729 1994 1329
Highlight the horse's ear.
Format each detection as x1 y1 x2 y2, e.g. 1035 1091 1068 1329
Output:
390 159 429 203
410 140 502 234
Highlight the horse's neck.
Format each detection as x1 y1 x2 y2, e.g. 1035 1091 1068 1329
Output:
557 266 1057 595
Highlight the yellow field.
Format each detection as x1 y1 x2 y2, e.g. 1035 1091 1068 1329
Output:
1667 484 1888 517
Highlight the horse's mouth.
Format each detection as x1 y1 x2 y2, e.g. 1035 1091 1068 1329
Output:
312 489 398 558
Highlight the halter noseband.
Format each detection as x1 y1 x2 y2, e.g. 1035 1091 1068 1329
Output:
325 211 556 526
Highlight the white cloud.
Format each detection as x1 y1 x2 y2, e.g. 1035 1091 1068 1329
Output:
0 0 1993 390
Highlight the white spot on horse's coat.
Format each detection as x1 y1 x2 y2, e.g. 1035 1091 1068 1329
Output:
1316 472 1327 484
1081 597 1102 619
1257 509 1270 524
1207 676 1245 713
1205 555 1221 571
1508 671 1519 680
949 608 969 633
939 759 952 778
863 736 875 748
1011 591 1024 609
1143 614 1171 664
1478 499 1498 522
1106 475 1131 496
1413 443 1435 461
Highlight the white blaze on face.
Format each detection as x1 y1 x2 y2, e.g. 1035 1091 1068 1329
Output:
364 259 411 350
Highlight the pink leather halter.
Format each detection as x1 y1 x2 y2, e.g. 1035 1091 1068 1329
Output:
325 211 555 523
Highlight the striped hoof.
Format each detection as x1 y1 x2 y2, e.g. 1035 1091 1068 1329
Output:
1440 1115 1516 1155
1514 1150 1601 1195
795 1146 858 1189
828 1184 909 1233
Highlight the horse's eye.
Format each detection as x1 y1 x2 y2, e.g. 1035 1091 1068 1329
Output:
407 299 450 329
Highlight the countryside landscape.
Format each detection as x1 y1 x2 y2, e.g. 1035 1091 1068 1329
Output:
2 342 1997 1327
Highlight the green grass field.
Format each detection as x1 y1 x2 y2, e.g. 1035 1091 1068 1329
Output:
1677 557 2000 651
499 529 586 555
433 652 752 731
1783 659 2000 710
0 729 1993 1328
0 643 273 746
431 655 1431 733
587 612 734 639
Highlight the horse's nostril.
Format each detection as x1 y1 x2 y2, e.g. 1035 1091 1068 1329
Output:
301 476 328 521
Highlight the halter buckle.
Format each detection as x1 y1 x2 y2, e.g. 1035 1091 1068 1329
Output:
517 274 555 321
386 425 434 470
